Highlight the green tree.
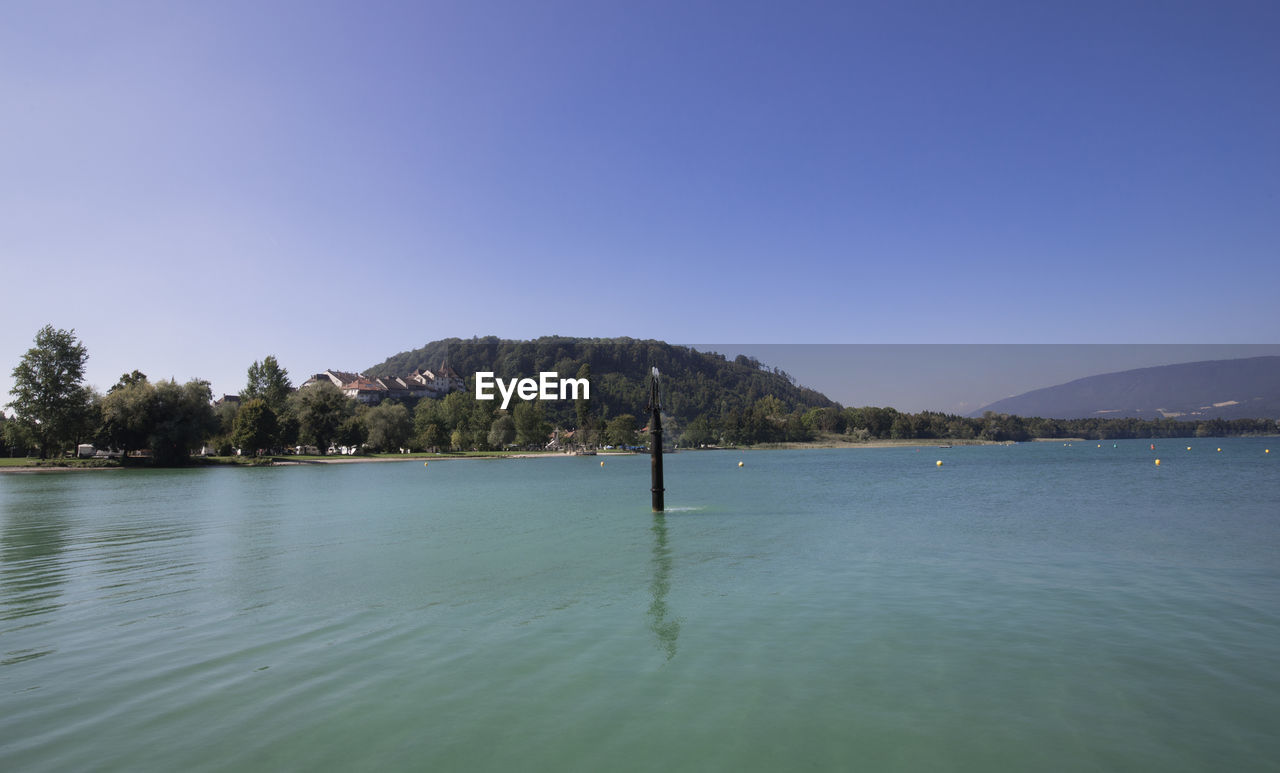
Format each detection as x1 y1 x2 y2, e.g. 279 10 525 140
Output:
97 376 217 465
98 374 154 458
210 399 240 455
113 370 147 390
574 362 593 430
7 325 92 458
754 395 784 420
418 421 446 452
3 414 36 457
606 413 638 448
440 391 472 434
232 399 278 456
979 411 1008 441
488 414 516 448
783 412 809 442
679 414 715 448
335 413 367 452
467 397 496 450
292 381 352 453
214 400 239 436
276 408 300 449
738 405 772 445
413 398 446 451
862 407 897 439
656 411 679 451
513 401 549 448
73 387 102 451
364 401 412 452
148 379 217 465
802 406 842 434
241 356 292 413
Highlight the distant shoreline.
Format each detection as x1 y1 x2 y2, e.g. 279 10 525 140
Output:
748 438 1006 450
0 450 637 472
0 441 982 472
4 435 1272 472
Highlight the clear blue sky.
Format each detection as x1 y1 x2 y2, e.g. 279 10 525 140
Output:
3 1 1277 411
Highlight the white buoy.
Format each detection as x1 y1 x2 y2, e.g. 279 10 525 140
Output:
738 461 744 467
936 460 943 467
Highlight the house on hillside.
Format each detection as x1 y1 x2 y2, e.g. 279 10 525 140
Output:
341 378 387 404
408 361 466 399
298 363 465 405
374 377 425 401
301 370 363 390
407 370 438 397
436 362 465 393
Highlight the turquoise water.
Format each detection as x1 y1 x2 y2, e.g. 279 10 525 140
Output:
2 441 1278 771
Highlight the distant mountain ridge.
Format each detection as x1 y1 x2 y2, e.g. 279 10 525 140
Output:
971 356 1280 420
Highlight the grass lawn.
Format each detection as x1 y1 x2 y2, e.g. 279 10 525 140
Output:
0 456 122 468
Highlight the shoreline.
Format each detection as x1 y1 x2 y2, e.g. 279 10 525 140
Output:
0 441 1001 473
270 452 616 465
0 465 127 474
0 450 639 472
3 435 1271 472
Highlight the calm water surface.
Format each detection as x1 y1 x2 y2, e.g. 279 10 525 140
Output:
2 441 1278 771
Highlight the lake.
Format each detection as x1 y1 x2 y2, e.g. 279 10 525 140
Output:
2 441 1278 771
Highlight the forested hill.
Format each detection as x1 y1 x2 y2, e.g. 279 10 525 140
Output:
971 356 1280 420
365 336 837 427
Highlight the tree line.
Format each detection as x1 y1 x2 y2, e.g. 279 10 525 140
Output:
0 327 646 461
738 405 1278 445
5 326 1277 464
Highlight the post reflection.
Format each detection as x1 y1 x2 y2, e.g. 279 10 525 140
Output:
648 513 680 660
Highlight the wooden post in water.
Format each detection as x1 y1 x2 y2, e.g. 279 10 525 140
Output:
649 367 664 512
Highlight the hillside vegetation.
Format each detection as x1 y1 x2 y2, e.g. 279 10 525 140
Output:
367 336 836 444
368 339 1278 447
